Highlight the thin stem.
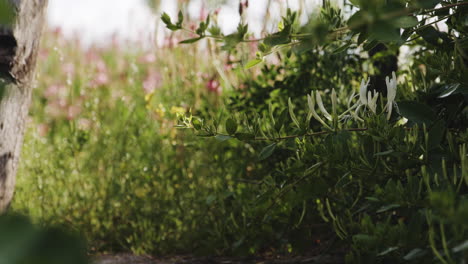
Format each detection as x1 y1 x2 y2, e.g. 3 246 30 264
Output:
411 15 450 35
254 127 368 141
181 27 224 40
423 1 468 15
174 1 468 47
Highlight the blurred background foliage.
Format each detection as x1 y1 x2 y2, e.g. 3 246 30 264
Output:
3 0 467 263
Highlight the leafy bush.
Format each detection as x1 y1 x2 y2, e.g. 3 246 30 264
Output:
14 31 258 255
10 0 468 262
165 0 468 262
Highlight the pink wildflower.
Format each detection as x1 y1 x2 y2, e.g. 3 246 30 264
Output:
206 79 221 94
77 118 92 130
139 53 157 64
67 105 82 121
200 4 208 21
62 62 75 76
91 72 110 87
37 123 50 137
43 84 67 99
143 70 162 94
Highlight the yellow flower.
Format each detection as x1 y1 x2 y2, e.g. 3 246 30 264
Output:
145 91 155 103
170 106 186 115
154 103 166 117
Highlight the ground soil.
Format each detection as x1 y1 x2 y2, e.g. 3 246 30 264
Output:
93 254 343 264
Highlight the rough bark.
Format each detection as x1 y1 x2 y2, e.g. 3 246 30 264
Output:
0 0 47 212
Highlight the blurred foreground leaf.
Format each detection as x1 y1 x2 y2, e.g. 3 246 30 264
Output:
0 215 90 264
0 1 15 25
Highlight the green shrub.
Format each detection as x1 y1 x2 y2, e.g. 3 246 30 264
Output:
167 0 468 262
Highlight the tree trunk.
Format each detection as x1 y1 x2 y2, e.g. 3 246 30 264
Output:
0 0 48 212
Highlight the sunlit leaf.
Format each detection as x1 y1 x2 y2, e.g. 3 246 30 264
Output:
377 246 399 256
403 248 427 260
452 240 468 253
245 59 263 69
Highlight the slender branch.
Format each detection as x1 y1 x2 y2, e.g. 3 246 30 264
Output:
423 1 468 14
208 128 367 142
410 15 450 35
200 126 462 142
174 1 468 47
254 128 368 141
180 27 223 40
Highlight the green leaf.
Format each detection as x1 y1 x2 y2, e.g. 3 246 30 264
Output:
288 98 301 129
215 135 232 142
363 40 379 51
0 1 15 25
365 197 380 202
208 25 221 36
196 22 207 35
332 42 352 54
264 31 290 46
374 149 395 156
369 22 401 42
357 32 369 45
258 43 269 53
258 143 277 161
452 240 468 253
179 37 203 44
275 109 289 132
245 59 263 69
291 40 315 54
376 204 400 213
237 23 249 37
226 118 238 135
161 12 173 27
177 10 184 27
418 26 450 47
222 33 243 50
335 172 352 189
403 248 427 260
0 215 90 264
398 101 437 124
347 10 367 31
192 118 202 130
348 0 361 7
400 28 413 42
377 247 399 256
438 83 460 98
393 16 419 28
160 12 182 31
205 194 216 205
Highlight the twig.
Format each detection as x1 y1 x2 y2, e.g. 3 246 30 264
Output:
254 128 368 141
